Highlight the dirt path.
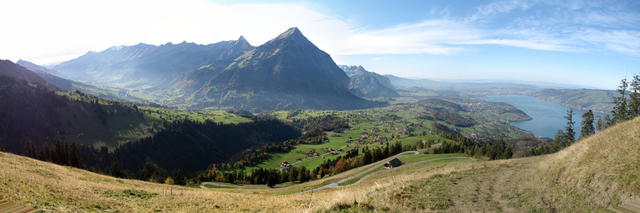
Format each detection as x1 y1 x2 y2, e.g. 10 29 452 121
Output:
200 151 470 194
489 165 519 212
0 200 35 213
200 151 419 190
199 182 265 189
351 156 470 186
300 154 470 194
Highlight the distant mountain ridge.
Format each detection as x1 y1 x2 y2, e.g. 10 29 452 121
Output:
339 65 398 98
387 74 615 114
0 59 47 84
53 37 253 89
49 27 380 111
16 59 147 103
182 27 376 111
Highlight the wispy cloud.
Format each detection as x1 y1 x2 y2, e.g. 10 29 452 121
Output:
573 29 640 55
454 39 570 51
466 0 533 22
335 20 475 55
333 0 640 57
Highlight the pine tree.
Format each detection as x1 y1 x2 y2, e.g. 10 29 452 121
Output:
580 110 595 140
69 143 81 167
363 147 372 164
604 114 613 127
612 78 629 124
384 142 390 157
552 130 567 152
564 108 575 143
172 169 185 185
288 167 297 182
110 157 123 178
297 167 309 182
416 139 424 149
595 117 604 131
629 74 640 118
141 157 161 182
24 140 37 158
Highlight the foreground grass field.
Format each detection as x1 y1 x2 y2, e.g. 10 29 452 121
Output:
1 117 638 212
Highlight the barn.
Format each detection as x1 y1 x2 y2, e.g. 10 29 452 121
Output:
384 158 402 168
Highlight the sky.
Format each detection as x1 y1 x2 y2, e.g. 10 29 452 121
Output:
1 0 639 89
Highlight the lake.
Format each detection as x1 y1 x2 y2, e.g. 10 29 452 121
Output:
484 95 585 139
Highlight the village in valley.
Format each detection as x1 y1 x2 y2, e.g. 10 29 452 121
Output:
255 98 533 174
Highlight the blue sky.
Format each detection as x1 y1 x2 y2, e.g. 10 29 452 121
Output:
307 0 640 89
1 0 639 89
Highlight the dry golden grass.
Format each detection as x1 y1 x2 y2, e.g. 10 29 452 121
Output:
540 116 640 207
356 117 640 212
0 117 637 212
0 151 475 212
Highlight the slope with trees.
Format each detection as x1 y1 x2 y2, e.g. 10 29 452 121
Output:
0 60 154 151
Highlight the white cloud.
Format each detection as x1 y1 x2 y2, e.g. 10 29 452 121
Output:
572 29 640 56
454 39 570 51
467 0 533 22
0 0 352 64
1 0 638 65
335 20 475 55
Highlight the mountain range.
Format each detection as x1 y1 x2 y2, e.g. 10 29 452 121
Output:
43 27 382 111
15 59 148 103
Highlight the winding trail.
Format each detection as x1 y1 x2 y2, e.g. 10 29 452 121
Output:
200 151 417 190
300 155 469 194
199 182 263 189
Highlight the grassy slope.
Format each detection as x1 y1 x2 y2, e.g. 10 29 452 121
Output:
353 117 640 212
541 116 639 206
0 117 636 212
0 151 472 212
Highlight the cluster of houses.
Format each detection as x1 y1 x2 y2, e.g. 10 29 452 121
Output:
322 147 344 155
304 150 320 157
280 161 292 170
300 147 348 159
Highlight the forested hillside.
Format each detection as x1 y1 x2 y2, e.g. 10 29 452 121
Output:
0 62 154 151
0 60 302 180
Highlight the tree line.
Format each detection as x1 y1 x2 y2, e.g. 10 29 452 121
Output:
18 118 301 186
9 108 354 187
429 122 513 160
